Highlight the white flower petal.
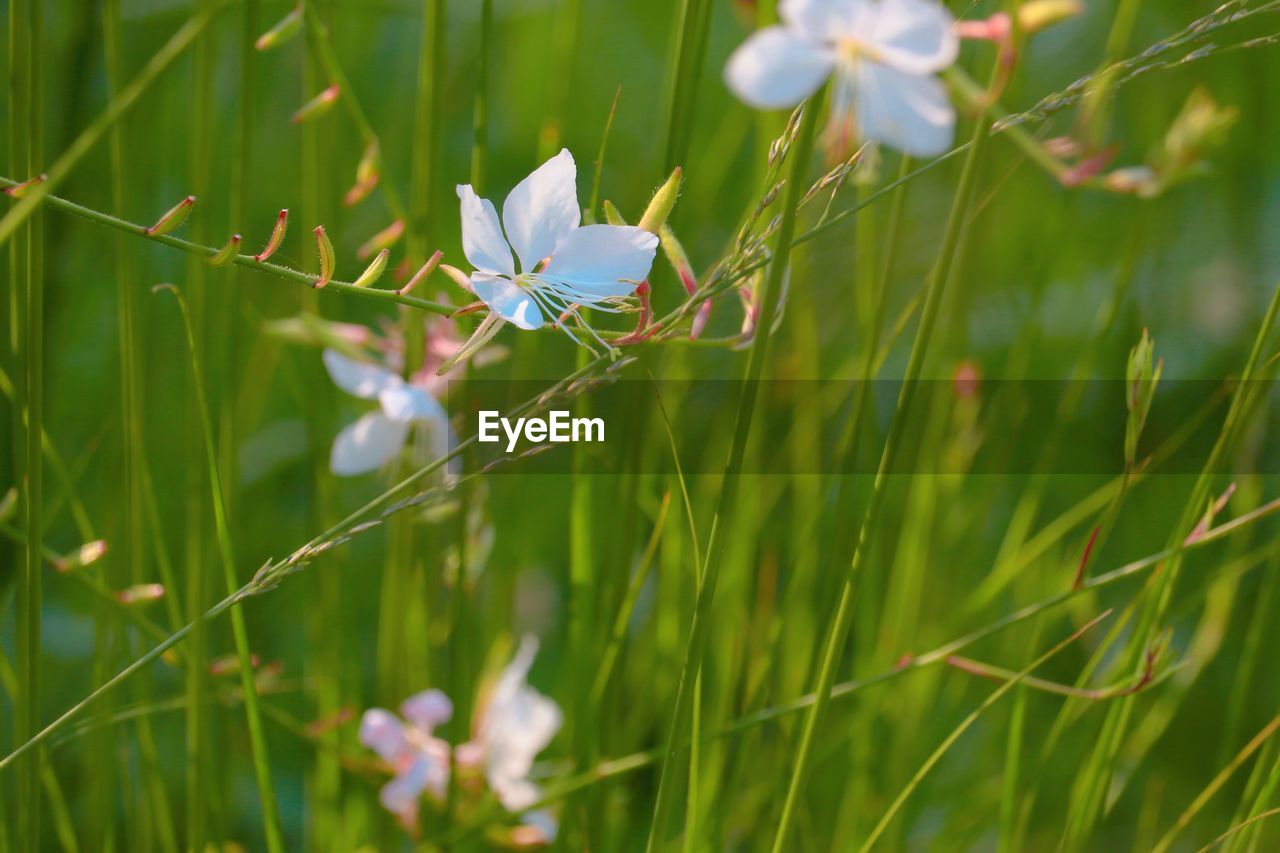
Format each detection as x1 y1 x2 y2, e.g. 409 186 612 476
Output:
379 384 447 424
323 349 403 400
472 273 544 331
501 149 581 273
868 0 958 75
541 224 658 299
724 25 835 110
492 776 542 812
379 757 428 820
359 708 409 763
854 60 954 157
780 0 870 39
481 635 563 785
457 184 515 277
400 689 454 734
330 411 411 476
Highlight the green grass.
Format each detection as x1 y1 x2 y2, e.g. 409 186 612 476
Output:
4 1 1280 850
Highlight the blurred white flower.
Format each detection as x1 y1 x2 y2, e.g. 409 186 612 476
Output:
455 149 658 348
458 635 563 842
359 689 454 830
724 0 958 157
323 348 451 476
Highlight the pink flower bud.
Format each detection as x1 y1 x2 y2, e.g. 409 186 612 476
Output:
291 84 340 124
144 195 196 237
209 234 242 267
255 209 289 262
399 251 443 296
314 225 336 289
357 219 405 261
116 583 166 605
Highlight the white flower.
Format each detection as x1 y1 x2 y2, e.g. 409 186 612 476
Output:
458 635 563 842
456 149 659 348
724 0 959 157
323 348 451 476
359 689 454 829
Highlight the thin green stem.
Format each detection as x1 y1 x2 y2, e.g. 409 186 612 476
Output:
771 80 996 853
0 6 221 249
644 95 822 852
161 287 286 852
858 613 1115 852
660 0 713 175
470 0 492 193
301 5 408 224
432 502 1280 846
0 177 454 315
410 0 447 250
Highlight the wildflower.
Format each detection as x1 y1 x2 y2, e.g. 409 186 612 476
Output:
323 348 450 476
458 635 563 843
724 0 959 157
455 149 658 348
359 689 454 831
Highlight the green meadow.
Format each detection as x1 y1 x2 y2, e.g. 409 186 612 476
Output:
4 0 1280 849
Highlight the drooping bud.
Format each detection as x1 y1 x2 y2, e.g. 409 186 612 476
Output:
437 312 504 375
1018 0 1083 34
208 234 242 267
291 84 340 124
256 209 289 262
3 173 47 198
352 248 390 288
209 653 262 676
690 300 712 341
255 5 302 51
54 539 109 573
144 195 196 237
304 706 356 738
1125 328 1162 467
313 225 336 288
438 263 474 293
344 142 381 207
357 219 405 260
400 250 443 296
659 225 696 295
955 13 1010 42
638 167 682 234
1060 146 1117 187
602 200 627 227
116 583 166 605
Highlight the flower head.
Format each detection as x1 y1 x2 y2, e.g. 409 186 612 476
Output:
359 689 454 831
459 635 563 842
456 149 659 348
725 0 958 157
323 347 451 476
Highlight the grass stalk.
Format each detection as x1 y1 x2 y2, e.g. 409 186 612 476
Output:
770 79 997 853
644 95 822 851
0 6 220 249
163 287 287 852
410 0 447 248
10 0 43 845
435 511 1280 846
470 0 492 193
660 0 713 175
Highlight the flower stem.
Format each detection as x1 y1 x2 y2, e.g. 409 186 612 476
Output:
643 95 823 851
770 90 997 852
0 176 454 315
